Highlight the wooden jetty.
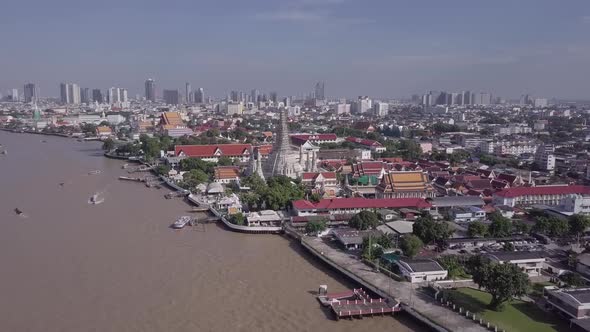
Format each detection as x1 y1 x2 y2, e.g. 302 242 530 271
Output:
317 287 400 320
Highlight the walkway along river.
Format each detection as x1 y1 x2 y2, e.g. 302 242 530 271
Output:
0 130 423 332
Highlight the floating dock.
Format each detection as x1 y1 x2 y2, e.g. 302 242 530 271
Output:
318 287 400 320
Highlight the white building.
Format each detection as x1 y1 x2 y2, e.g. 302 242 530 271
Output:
395 258 448 283
353 96 372 114
485 251 546 277
535 144 555 171
534 98 548 108
226 102 243 115
373 102 389 117
335 103 351 115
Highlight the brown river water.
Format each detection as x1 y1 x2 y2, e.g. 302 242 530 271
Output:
0 131 423 332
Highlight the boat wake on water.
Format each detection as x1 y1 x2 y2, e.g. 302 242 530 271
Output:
88 192 105 205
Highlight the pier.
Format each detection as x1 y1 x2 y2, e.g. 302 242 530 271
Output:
301 236 487 332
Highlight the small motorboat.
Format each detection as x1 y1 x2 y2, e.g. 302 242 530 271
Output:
172 216 192 229
14 208 23 216
88 170 101 175
88 193 105 205
1 150 7 155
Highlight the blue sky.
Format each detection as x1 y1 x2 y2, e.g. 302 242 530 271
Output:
1 0 589 99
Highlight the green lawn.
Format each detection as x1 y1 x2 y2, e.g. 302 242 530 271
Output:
447 287 570 332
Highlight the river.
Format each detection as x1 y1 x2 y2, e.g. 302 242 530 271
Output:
0 131 423 332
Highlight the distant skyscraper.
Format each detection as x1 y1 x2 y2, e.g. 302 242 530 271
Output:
270 91 278 103
61 83 80 104
462 91 471 106
520 94 532 106
230 90 239 102
92 89 103 103
194 88 204 104
24 83 36 103
10 89 19 102
185 82 192 104
80 88 90 104
251 89 259 104
60 83 69 104
145 79 156 102
314 81 325 100
163 89 179 105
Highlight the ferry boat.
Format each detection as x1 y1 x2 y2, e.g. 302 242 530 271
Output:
172 216 192 229
88 193 105 205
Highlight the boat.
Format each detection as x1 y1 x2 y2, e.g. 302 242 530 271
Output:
88 170 101 175
172 216 192 229
1 150 7 155
122 163 129 169
88 193 105 205
14 208 23 215
41 140 47 143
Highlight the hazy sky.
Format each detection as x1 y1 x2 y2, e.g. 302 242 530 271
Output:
1 0 590 99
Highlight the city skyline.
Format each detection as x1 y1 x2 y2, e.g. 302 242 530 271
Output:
1 0 589 99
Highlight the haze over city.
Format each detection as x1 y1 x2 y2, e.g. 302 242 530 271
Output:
1 0 590 99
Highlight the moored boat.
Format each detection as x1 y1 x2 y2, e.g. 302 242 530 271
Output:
172 216 192 229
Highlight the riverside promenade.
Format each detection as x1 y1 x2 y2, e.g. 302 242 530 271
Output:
302 236 488 332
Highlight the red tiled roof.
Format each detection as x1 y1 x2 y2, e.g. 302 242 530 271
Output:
292 197 432 211
301 172 337 180
175 144 251 158
345 136 383 147
494 185 590 198
255 145 272 156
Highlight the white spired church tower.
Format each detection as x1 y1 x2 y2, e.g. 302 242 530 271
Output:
262 108 304 179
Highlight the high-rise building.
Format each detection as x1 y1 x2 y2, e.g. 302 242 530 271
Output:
250 89 259 104
520 94 532 106
270 91 278 103
373 102 389 117
185 82 192 104
474 92 492 105
60 83 80 104
314 81 325 100
461 91 471 105
10 89 19 102
92 89 103 103
23 83 37 103
145 79 156 102
60 83 69 104
534 98 548 108
229 90 240 102
163 89 179 105
353 96 372 114
194 88 204 104
80 88 90 104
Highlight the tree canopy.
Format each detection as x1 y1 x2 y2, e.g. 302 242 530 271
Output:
305 219 327 235
182 169 209 189
469 256 529 310
467 221 488 237
400 235 423 258
412 214 452 244
487 212 512 237
102 138 115 151
349 211 380 230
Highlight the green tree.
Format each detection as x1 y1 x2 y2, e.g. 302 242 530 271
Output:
349 211 380 230
400 235 423 258
217 156 233 166
488 212 512 237
534 216 569 237
471 259 530 310
305 219 327 235
155 164 171 176
503 242 515 251
560 272 585 288
362 235 385 261
102 138 115 151
569 214 590 239
467 221 488 237
309 192 322 203
230 212 245 225
513 220 531 234
182 169 209 189
438 255 468 279
413 214 453 244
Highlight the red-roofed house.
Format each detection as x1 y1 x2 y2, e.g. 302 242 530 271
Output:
174 144 252 163
493 185 590 207
301 172 338 197
290 133 338 146
345 136 386 152
292 197 432 216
